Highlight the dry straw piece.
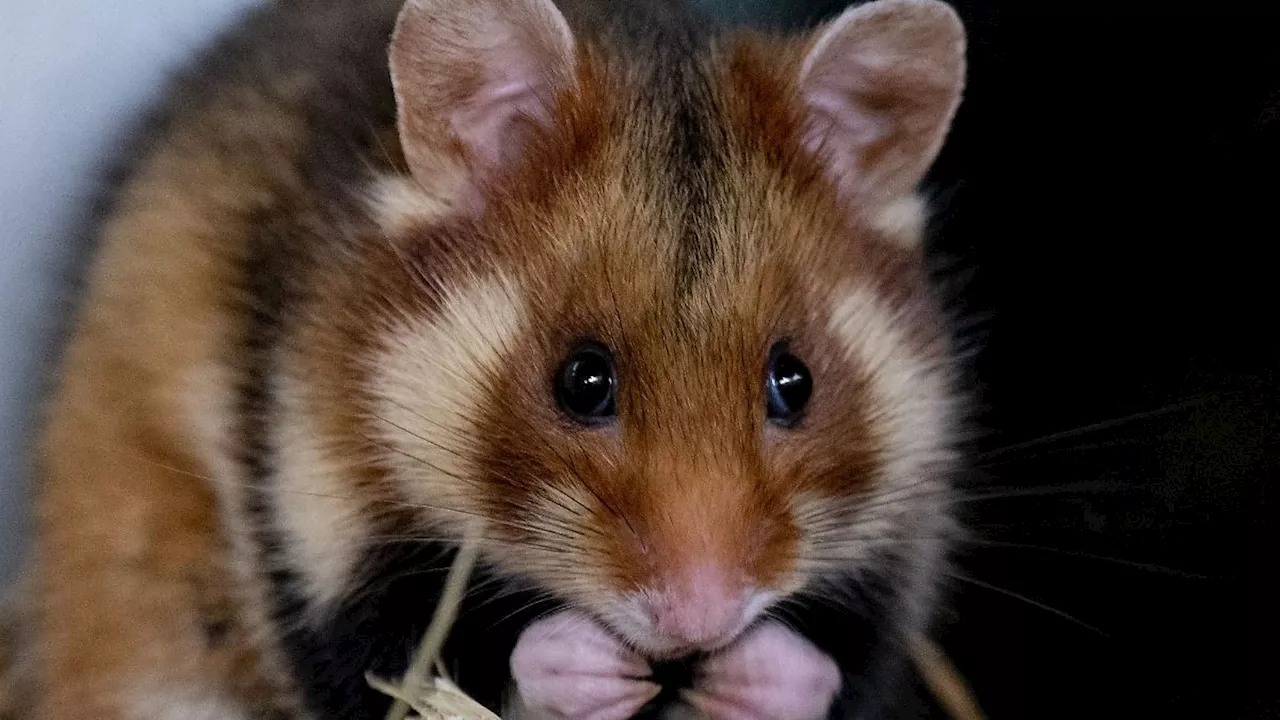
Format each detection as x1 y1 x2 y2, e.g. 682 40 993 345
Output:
368 673 500 720
368 525 500 720
910 634 987 720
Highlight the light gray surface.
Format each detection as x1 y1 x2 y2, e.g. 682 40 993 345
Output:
0 0 261 588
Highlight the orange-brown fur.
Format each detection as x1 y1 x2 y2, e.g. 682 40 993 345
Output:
30 63 313 720
1 578 33 720
27 0 406 714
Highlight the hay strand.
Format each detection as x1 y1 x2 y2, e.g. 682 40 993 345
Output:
910 634 987 720
370 524 491 720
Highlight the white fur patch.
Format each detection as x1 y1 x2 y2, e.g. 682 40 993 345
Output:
870 194 928 248
367 272 527 534
367 174 456 235
828 283 954 495
182 363 267 618
182 363 240 516
270 372 371 614
124 680 250 720
817 282 956 620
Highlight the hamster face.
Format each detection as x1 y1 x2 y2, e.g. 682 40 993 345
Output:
362 36 960 659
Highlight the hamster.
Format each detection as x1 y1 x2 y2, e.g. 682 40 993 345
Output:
27 0 967 718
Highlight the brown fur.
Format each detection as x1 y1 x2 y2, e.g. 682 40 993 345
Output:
1 576 34 720
29 0 405 715
32 69 307 720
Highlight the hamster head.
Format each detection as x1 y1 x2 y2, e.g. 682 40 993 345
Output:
351 0 966 659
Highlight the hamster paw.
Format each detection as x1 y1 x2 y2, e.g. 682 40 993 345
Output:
511 610 661 720
682 622 840 720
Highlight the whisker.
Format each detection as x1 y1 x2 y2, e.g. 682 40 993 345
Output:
378 399 482 457
975 396 1207 462
488 594 564 630
973 436 1151 469
945 571 1108 637
377 400 605 539
951 481 1129 504
365 418 481 486
799 528 1210 582
112 445 386 505
115 429 595 549
954 539 1210 579
452 577 540 619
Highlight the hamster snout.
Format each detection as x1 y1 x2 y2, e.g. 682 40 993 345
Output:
628 562 771 655
591 459 799 659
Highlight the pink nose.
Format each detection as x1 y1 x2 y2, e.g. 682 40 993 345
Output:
646 563 748 649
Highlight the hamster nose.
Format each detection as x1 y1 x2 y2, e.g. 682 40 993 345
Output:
645 562 752 650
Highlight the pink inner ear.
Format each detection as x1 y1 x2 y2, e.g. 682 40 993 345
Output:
801 86 893 188
455 80 552 174
389 0 576 209
794 0 965 209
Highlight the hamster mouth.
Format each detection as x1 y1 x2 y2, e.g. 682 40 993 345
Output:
602 586 779 660
632 654 704 719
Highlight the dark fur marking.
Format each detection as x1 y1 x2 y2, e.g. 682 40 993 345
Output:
201 618 231 648
572 0 726 295
663 62 723 295
234 205 312 718
639 24 727 297
273 542 559 718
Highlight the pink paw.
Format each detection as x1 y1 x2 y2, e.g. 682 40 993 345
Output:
684 622 841 720
511 610 661 720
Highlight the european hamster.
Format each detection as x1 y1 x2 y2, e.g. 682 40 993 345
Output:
29 0 967 718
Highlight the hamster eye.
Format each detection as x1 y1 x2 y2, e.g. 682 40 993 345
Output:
555 342 617 423
766 342 812 424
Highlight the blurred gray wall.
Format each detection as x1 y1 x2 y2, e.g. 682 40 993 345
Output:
0 0 261 589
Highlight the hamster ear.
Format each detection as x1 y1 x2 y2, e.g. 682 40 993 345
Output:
798 0 965 211
389 0 576 210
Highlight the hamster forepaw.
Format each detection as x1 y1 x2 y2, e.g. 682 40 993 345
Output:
510 610 661 720
682 622 840 720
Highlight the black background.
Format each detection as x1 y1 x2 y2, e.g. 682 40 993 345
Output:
704 0 1279 717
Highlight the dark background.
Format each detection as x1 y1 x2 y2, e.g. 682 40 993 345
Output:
692 0 1278 717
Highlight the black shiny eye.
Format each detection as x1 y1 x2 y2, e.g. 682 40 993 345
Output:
555 342 617 423
766 343 812 424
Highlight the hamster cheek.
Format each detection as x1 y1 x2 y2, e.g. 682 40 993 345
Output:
684 622 841 720
510 610 661 720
